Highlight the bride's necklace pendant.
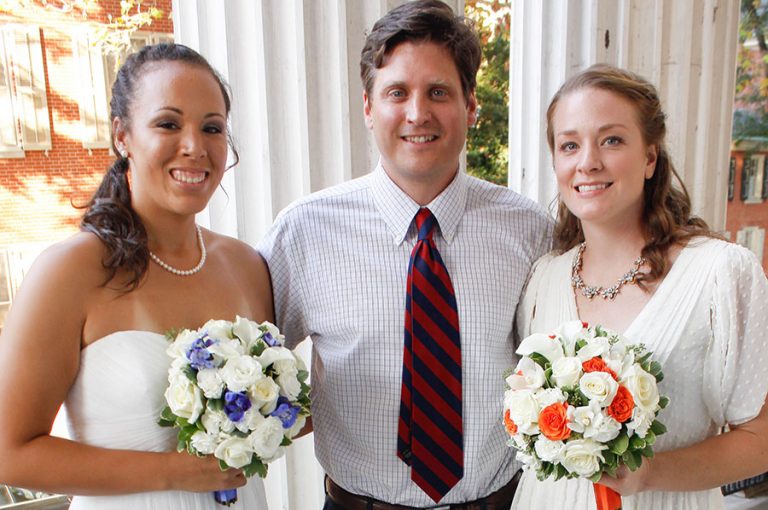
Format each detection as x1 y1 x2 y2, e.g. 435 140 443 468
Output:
149 225 207 276
571 242 645 300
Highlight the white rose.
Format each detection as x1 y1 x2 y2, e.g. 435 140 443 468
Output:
219 356 264 392
164 370 204 423
516 333 564 364
576 337 611 361
190 431 218 455
534 436 566 463
235 407 266 434
249 377 281 413
534 387 566 408
504 389 540 435
627 408 655 438
552 356 583 387
257 346 295 369
506 357 546 391
516 451 542 471
560 439 606 477
201 408 232 434
166 329 199 359
249 416 285 461
579 372 618 406
202 320 234 343
214 437 254 469
196 368 225 399
623 365 660 412
276 371 302 400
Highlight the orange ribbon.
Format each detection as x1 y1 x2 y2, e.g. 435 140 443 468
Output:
593 483 622 510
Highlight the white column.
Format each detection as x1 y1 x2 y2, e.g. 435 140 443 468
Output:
508 0 739 230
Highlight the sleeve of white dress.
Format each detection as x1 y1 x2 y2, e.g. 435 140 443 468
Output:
705 242 768 427
514 252 555 345
256 208 310 350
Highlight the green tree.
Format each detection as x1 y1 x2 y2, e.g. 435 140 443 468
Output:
465 0 511 185
733 0 768 141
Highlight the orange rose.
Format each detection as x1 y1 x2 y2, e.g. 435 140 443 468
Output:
504 409 518 435
607 385 635 423
582 356 618 380
538 402 571 441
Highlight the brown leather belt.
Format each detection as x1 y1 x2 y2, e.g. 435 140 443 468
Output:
324 471 521 510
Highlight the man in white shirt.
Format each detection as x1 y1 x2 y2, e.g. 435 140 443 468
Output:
258 1 551 508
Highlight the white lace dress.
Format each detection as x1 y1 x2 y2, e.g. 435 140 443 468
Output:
511 238 768 510
64 331 267 509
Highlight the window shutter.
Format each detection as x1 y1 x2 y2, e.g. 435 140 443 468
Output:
741 158 750 201
762 156 768 200
10 26 51 150
72 30 110 148
0 29 22 156
728 157 735 201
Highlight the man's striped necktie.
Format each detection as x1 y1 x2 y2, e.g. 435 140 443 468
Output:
397 207 463 503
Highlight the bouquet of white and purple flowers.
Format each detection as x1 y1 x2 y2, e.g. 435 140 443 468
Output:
503 320 668 510
159 316 311 506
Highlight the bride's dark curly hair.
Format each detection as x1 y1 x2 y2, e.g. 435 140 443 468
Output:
80 43 237 290
545 64 718 286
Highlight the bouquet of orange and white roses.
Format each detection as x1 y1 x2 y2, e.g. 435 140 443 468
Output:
503 321 667 509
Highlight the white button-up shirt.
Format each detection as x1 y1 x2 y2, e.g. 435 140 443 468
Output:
258 165 552 506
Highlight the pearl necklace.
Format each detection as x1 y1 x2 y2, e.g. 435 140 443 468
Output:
571 242 645 300
149 225 206 276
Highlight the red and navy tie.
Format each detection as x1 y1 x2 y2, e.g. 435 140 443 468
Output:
398 208 463 503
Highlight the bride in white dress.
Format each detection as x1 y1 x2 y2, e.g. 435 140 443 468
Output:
0 44 271 509
511 64 768 510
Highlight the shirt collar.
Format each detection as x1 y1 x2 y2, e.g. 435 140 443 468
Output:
370 160 468 245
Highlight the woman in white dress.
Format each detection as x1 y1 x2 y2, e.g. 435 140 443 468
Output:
511 64 768 509
0 44 270 509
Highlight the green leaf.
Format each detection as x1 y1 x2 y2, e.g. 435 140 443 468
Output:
644 430 657 446
208 398 224 411
588 471 602 483
622 450 639 471
650 420 667 436
243 459 268 478
642 444 655 458
529 352 550 369
649 361 663 376
252 342 266 357
658 396 670 409
609 434 629 455
629 435 646 450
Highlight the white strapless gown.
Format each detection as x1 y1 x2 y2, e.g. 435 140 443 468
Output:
64 331 268 509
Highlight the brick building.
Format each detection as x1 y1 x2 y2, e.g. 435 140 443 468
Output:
0 1 172 328
726 141 768 271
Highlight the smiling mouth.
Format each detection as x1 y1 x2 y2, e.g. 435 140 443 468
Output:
171 169 208 184
402 135 437 143
576 183 611 192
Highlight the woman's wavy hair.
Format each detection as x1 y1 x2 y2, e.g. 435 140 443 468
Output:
80 43 236 291
546 63 718 286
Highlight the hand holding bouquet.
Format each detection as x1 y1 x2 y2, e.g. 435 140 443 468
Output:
503 321 667 509
159 316 311 506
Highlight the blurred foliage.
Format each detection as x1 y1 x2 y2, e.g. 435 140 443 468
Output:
733 0 768 141
465 0 510 185
0 0 163 60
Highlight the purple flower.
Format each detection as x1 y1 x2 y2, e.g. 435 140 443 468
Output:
262 332 280 347
270 396 299 429
186 333 217 370
224 391 252 423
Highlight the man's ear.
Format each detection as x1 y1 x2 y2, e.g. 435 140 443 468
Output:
363 91 374 130
466 90 478 127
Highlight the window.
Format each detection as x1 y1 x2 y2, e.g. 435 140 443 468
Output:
741 154 766 203
72 31 174 149
736 226 765 263
0 26 52 157
728 157 735 201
